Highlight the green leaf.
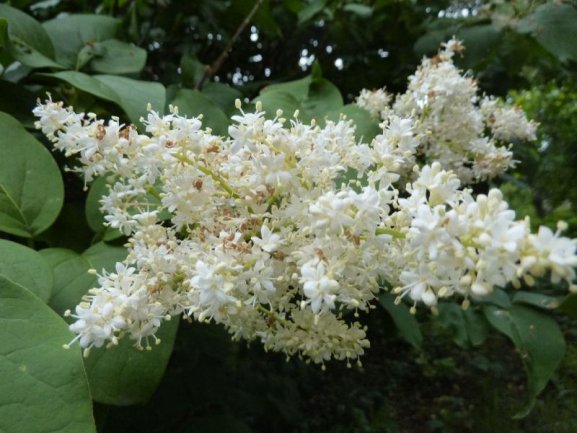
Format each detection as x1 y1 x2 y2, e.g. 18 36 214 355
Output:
436 303 488 348
261 76 311 100
378 294 422 350
0 112 64 238
41 243 177 405
40 243 127 316
170 88 230 136
40 248 92 316
180 53 205 88
0 239 53 302
85 176 123 241
43 14 119 68
89 39 147 74
0 4 61 68
512 291 562 311
559 294 577 320
0 275 96 433
323 105 381 142
455 24 501 69
301 78 343 118
254 90 301 119
40 70 118 102
475 287 512 309
257 75 343 121
40 71 166 126
85 176 109 232
94 75 166 126
84 317 179 405
202 82 243 116
484 305 566 418
516 3 577 62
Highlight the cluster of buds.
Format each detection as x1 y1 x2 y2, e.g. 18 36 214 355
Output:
356 39 538 183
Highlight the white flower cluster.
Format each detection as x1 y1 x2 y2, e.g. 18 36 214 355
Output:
34 55 574 365
356 39 538 183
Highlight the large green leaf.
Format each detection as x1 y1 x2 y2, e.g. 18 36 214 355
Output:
93 75 166 126
254 90 301 119
436 303 489 349
40 243 127 316
41 243 178 405
202 82 243 116
301 78 343 118
40 72 166 126
260 76 311 99
0 4 61 68
0 112 64 238
40 71 118 102
83 317 179 405
516 3 577 62
43 14 119 68
560 294 577 320
512 291 562 311
257 75 343 121
484 304 566 418
378 294 422 350
89 39 147 74
0 239 52 302
170 88 230 136
0 275 96 433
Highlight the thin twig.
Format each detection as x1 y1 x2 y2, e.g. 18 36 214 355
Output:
195 0 264 90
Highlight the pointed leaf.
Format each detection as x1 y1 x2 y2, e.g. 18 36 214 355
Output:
83 318 179 405
0 275 96 433
170 88 230 136
484 305 566 418
94 75 166 126
0 4 61 69
0 239 52 302
89 39 147 74
512 291 562 311
41 243 177 405
0 112 64 238
43 14 119 68
516 3 577 62
378 294 422 350
40 243 127 316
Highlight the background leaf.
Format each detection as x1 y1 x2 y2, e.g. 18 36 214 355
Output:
40 242 127 316
89 39 147 74
516 3 577 62
0 112 64 238
84 318 180 405
0 275 96 433
378 294 422 350
0 239 53 302
40 72 166 126
42 14 119 68
484 305 566 418
170 88 230 136
41 242 178 405
0 4 60 69
93 75 166 126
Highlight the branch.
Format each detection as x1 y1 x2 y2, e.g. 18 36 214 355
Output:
195 0 264 90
